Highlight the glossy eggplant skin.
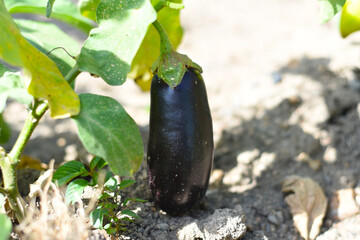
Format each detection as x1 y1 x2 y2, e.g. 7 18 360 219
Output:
147 68 213 215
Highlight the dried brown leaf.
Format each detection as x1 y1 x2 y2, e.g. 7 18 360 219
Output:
282 175 327 240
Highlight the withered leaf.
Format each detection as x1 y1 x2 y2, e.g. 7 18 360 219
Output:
282 175 327 240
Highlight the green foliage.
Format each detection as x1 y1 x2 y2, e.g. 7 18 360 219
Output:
129 0 183 91
65 178 89 204
0 1 80 118
72 94 144 177
94 176 144 236
52 161 89 186
318 0 346 23
4 0 94 33
14 19 80 76
78 0 101 21
77 0 157 86
53 157 146 236
0 213 12 240
46 0 56 17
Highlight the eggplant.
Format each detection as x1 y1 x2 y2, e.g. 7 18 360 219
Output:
147 67 213 215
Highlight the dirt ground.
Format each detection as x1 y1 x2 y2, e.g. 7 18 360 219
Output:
3 0 360 239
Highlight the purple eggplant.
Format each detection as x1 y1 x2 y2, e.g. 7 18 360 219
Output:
147 68 213 215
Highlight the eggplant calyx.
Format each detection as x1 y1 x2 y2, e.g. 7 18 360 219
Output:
151 49 202 89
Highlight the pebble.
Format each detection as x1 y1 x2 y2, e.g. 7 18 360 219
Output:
157 223 170 231
267 214 279 225
323 146 337 163
237 149 260 165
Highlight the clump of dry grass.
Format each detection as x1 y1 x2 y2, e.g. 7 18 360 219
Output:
16 168 91 240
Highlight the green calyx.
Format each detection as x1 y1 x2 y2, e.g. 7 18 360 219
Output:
151 49 202 88
151 19 202 88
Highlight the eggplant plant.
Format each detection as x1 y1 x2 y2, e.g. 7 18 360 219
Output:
0 0 199 232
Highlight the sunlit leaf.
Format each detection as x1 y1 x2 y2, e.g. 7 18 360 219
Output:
340 0 360 37
77 0 157 85
282 175 327 240
65 178 89 204
78 0 101 21
72 94 144 177
121 209 140 219
52 161 88 186
129 0 183 91
90 208 109 229
14 19 80 76
0 2 80 118
4 0 94 33
318 0 346 23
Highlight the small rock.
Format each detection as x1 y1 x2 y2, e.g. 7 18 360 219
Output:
177 208 246 240
323 146 337 163
203 209 246 240
209 169 224 188
243 231 269 240
157 223 169 231
177 222 204 240
275 211 284 223
329 189 360 221
317 214 360 240
267 214 279 225
237 149 260 165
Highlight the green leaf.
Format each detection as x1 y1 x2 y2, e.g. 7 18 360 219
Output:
0 63 33 113
90 208 109 229
89 156 108 171
0 3 80 118
77 0 157 85
72 94 144 177
14 19 80 77
52 161 88 186
78 0 101 21
118 179 136 191
46 0 55 17
340 0 360 37
0 213 12 240
318 0 346 23
121 209 140 219
4 0 94 33
104 176 117 189
128 0 183 91
65 178 89 204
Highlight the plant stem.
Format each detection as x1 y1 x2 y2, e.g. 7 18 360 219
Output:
152 20 173 53
8 100 48 164
153 0 184 12
0 64 81 222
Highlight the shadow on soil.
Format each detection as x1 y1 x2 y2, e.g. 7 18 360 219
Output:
209 55 360 239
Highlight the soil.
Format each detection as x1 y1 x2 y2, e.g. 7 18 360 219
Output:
3 0 360 239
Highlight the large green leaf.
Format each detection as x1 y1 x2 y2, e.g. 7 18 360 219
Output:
78 0 101 21
128 0 183 91
4 0 94 33
318 0 346 23
0 2 80 118
14 19 80 76
0 213 12 240
77 0 157 86
0 63 33 113
72 94 144 177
